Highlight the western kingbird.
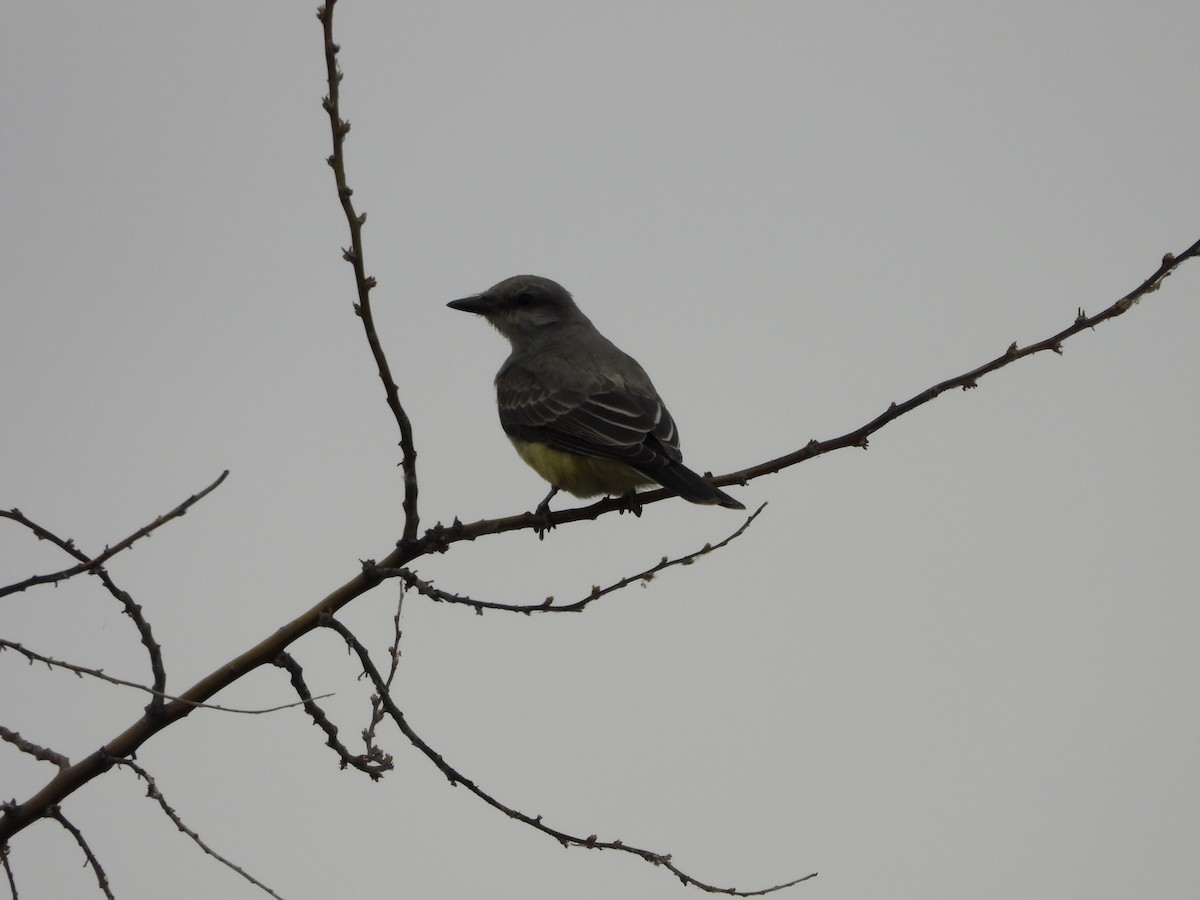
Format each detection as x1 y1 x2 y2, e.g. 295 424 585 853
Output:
448 275 745 514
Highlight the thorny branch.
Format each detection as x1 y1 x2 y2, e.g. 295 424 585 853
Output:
111 759 285 899
319 614 817 896
0 471 229 599
1 845 15 898
1 470 228 711
274 652 392 778
732 242 1200 484
0 727 68 771
376 503 766 614
362 589 405 761
47 808 114 900
318 0 419 542
0 640 331 716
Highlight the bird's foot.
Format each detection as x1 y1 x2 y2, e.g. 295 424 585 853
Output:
617 491 643 518
534 486 559 540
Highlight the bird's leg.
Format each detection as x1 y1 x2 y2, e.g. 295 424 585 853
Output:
534 485 559 540
617 490 643 518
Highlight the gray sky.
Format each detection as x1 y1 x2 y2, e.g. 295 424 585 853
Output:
3 3 1198 899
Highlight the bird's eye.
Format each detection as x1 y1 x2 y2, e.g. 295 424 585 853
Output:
514 291 535 307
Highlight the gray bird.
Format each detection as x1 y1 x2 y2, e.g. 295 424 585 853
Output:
448 275 745 516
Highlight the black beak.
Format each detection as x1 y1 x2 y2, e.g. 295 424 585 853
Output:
447 294 492 314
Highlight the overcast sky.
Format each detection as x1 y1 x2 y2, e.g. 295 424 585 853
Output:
3 3 1198 899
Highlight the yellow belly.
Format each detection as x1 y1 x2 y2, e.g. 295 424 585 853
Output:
509 437 654 499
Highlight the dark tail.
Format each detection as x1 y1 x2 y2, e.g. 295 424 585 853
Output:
648 462 746 510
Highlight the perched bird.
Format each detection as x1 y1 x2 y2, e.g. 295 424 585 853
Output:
448 275 744 518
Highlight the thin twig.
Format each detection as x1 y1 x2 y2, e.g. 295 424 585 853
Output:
379 503 766 614
46 808 114 900
320 614 816 895
0 640 331 715
317 0 419 542
274 652 392 778
0 470 229 598
0 842 17 899
111 759 286 899
363 586 405 759
2 470 228 709
0 727 69 771
731 240 1200 484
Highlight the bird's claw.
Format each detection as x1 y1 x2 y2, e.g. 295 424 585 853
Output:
617 491 643 518
534 486 559 540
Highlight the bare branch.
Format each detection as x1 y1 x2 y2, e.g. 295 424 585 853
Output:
0 640 330 715
0 543 396 843
0 842 16 899
731 238 1200 484
111 759 285 899
316 0 419 541
362 588 405 761
46 808 113 900
94 566 168 714
0 470 229 598
0 727 69 771
273 652 392 778
379 503 767 614
319 614 815 895
2 470 228 711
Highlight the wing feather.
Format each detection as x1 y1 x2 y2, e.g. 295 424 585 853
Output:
498 370 682 469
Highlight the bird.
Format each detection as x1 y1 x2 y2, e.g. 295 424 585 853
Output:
447 275 745 521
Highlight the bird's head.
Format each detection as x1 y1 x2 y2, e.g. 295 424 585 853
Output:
448 275 590 344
